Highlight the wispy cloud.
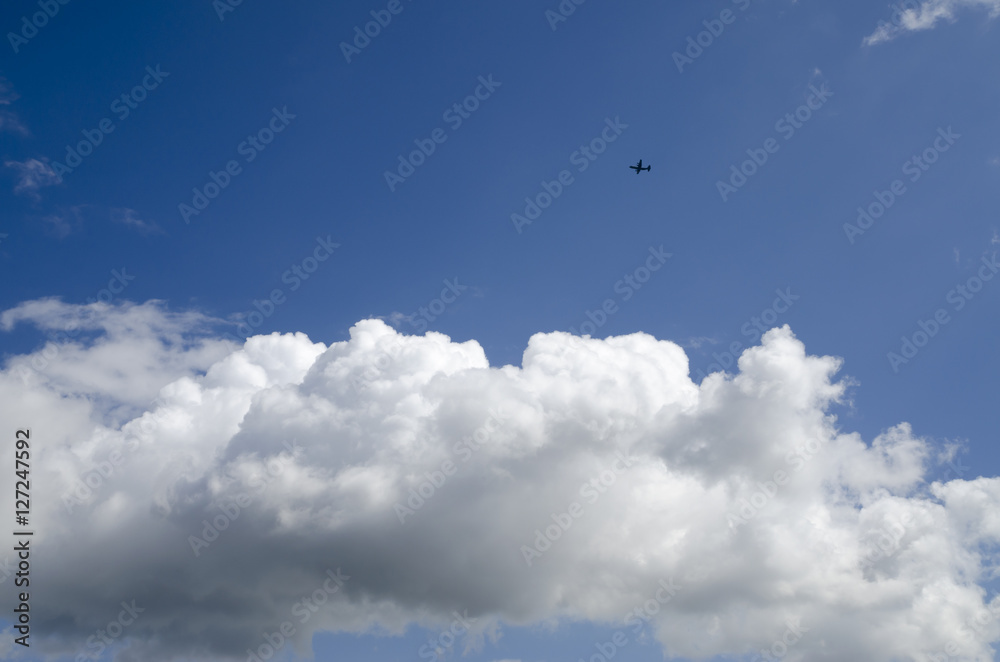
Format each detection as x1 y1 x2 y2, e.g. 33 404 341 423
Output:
5 157 62 198
111 207 163 235
40 206 85 238
0 75 29 136
681 336 719 350
864 0 1000 46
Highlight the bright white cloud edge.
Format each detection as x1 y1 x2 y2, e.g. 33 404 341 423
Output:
0 299 998 662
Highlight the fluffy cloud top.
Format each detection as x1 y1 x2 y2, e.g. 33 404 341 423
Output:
1 301 999 662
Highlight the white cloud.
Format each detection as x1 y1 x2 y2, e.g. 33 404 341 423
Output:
4 157 61 198
0 107 27 135
1 302 999 662
864 0 1000 45
0 75 28 136
1 299 234 414
38 204 88 238
111 207 163 234
0 76 17 105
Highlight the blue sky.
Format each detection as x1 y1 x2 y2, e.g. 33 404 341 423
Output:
2 1 1000 661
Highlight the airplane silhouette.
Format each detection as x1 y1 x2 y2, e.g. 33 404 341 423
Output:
629 159 651 174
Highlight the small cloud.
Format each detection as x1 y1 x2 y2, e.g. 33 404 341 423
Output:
0 109 27 135
111 208 163 235
42 214 73 238
864 0 1000 46
937 439 966 465
41 206 85 239
863 23 897 46
5 158 62 198
385 311 420 332
989 156 1000 167
0 75 28 136
0 77 15 104
682 336 719 350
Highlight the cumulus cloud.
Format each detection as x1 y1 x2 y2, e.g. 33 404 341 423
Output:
864 0 1000 45
1 301 999 662
1 299 234 416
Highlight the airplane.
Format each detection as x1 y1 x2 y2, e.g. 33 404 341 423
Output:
629 159 651 174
